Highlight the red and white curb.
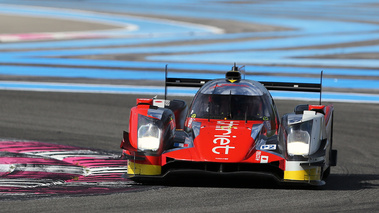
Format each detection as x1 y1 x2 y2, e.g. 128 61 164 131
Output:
0 140 152 198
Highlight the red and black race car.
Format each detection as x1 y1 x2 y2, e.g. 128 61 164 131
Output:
120 65 337 186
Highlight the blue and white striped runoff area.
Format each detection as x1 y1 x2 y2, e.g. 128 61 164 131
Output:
0 1 378 103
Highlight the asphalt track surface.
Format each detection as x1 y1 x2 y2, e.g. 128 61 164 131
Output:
0 92 379 212
0 0 379 212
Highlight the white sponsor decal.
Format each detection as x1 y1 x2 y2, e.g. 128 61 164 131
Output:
212 121 237 155
260 144 277 150
255 151 261 161
260 156 269 163
215 157 229 160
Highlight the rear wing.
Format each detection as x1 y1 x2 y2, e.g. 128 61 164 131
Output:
164 65 323 104
259 81 322 92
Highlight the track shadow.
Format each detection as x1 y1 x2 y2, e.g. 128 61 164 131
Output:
322 174 379 191
162 172 282 189
136 172 379 191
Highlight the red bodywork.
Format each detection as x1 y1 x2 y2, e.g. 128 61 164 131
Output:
121 101 332 179
120 72 336 185
163 119 283 166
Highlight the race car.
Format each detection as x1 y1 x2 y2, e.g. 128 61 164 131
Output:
120 64 337 186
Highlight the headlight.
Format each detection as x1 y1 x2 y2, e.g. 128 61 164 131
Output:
287 130 310 156
137 123 161 151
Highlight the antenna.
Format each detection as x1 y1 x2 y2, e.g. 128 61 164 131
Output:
164 64 168 101
240 65 246 80
232 62 238 71
319 70 323 105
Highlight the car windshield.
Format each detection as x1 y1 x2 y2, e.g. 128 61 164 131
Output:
189 93 270 120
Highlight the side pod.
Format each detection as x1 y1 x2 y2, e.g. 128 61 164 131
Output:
280 105 334 185
121 98 176 177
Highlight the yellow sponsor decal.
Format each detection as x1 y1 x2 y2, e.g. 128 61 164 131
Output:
228 79 237 83
220 125 237 129
127 161 161 176
284 167 321 181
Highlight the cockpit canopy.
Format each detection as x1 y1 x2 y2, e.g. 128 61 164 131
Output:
188 79 278 121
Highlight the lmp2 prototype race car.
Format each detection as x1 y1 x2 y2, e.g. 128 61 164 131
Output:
120 64 337 186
